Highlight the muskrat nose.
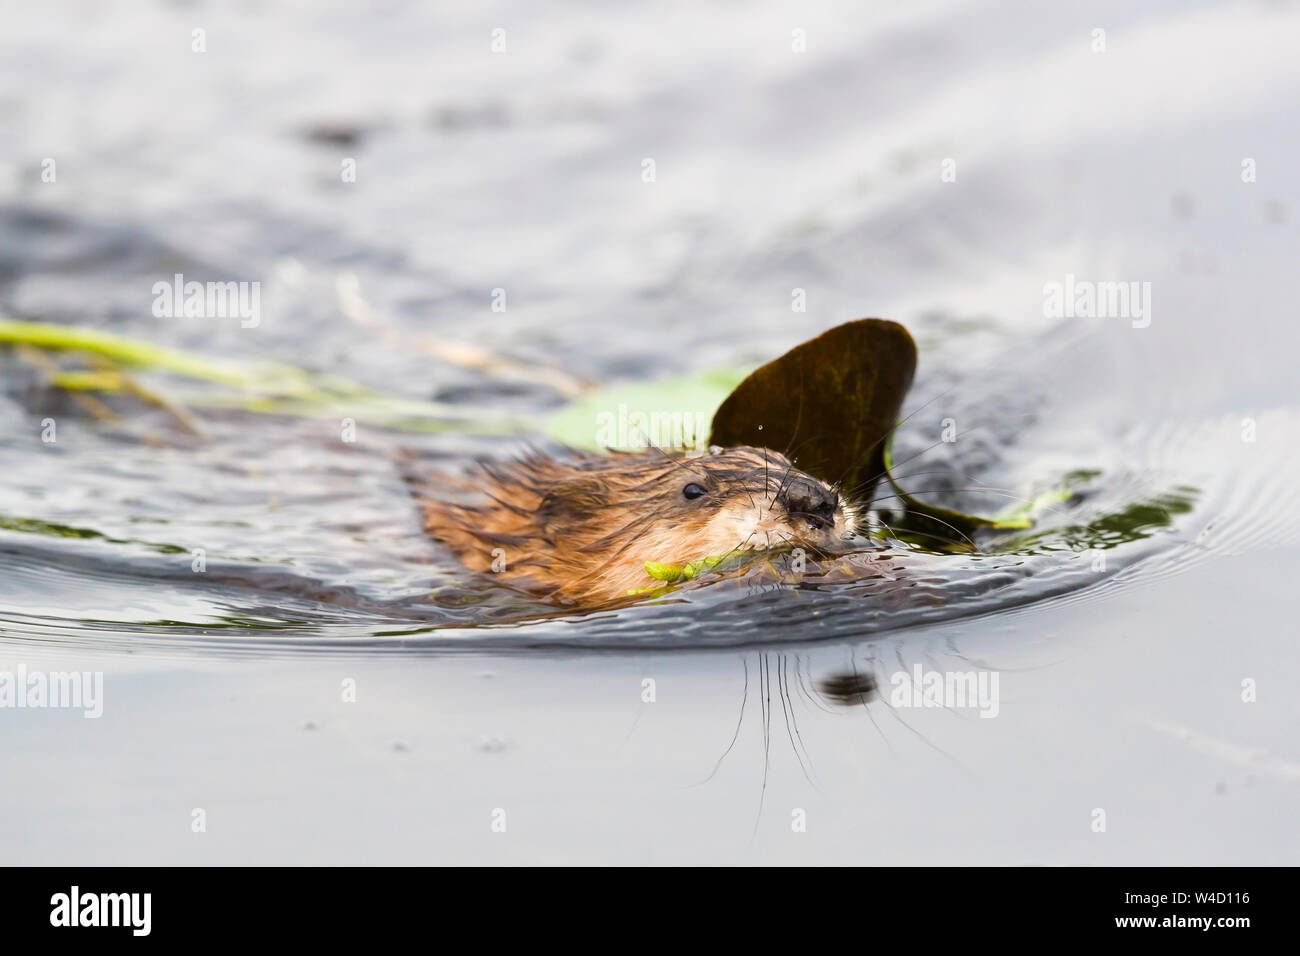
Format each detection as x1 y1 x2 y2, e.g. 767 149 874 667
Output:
778 477 839 527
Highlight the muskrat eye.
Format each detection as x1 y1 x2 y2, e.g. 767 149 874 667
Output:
682 482 707 501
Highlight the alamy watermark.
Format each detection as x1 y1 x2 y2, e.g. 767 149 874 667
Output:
1043 273 1151 328
50 886 150 936
0 664 103 718
152 273 260 328
888 664 1000 718
595 404 710 450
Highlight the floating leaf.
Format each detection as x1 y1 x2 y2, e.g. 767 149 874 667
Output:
548 368 749 451
708 318 1072 542
709 318 916 502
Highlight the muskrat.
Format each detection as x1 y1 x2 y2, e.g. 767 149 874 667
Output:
421 445 858 607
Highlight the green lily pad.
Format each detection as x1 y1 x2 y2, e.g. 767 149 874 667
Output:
708 318 917 502
547 368 750 451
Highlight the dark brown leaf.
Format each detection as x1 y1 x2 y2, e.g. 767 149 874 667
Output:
708 318 916 501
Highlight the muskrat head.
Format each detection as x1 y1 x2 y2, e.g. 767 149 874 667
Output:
538 445 857 566
422 444 859 606
666 445 855 555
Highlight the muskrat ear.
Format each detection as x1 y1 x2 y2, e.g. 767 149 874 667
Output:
538 478 608 535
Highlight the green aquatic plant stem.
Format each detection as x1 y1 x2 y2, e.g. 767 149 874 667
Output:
0 318 256 386
881 430 1071 536
0 317 535 433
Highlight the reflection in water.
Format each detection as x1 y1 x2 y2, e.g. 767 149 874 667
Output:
816 668 880 706
702 654 826 832
696 650 999 830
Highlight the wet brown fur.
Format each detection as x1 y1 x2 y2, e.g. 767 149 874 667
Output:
421 446 855 607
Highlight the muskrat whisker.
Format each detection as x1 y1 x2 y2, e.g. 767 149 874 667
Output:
868 475 1073 523
796 541 836 562
687 656 750 788
840 405 1019 497
794 655 839 716
776 654 816 789
875 684 979 779
837 373 1006 492
842 435 956 500
867 487 1056 509
875 516 975 551
770 457 805 510
785 509 835 531
862 467 969 487
752 653 772 839
845 411 1049 500
780 429 832 470
881 509 977 549
830 411 904 489
713 529 761 568
781 654 819 789
873 464 1041 500
889 473 1050 496
873 512 967 548
847 655 895 755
